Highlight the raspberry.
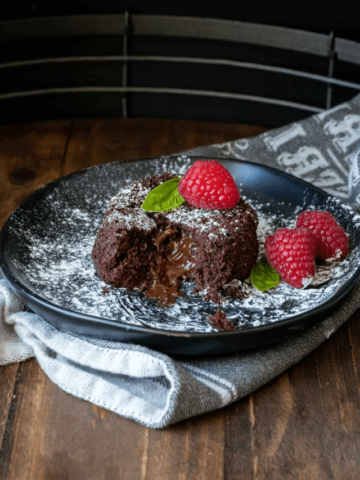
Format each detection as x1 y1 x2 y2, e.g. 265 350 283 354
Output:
296 211 349 262
265 228 318 289
178 160 240 209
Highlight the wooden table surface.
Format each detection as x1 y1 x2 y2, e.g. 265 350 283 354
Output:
1 118 360 480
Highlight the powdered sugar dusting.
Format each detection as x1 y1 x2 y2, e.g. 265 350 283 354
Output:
325 248 343 263
301 276 314 288
3 156 360 334
164 201 257 239
105 169 257 240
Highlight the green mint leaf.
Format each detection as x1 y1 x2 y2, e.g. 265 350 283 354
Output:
250 256 280 292
141 177 185 212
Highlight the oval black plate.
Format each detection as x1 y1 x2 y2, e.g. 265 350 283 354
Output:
1 156 360 356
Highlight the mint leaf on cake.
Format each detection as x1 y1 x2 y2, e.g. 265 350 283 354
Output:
141 177 185 212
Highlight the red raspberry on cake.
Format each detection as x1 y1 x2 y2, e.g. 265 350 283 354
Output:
296 211 349 262
265 228 318 289
178 160 240 209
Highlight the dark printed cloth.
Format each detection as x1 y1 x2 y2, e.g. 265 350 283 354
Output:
1 94 360 429
349 149 360 204
185 94 360 202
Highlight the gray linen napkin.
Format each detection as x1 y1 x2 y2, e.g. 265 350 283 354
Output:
1 93 360 429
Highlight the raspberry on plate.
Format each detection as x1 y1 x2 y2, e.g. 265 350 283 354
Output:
178 160 240 209
265 228 318 289
296 210 349 262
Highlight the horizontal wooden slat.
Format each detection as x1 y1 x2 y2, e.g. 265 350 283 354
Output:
134 15 330 56
0 86 322 113
0 55 359 91
0 14 330 57
0 15 125 40
335 38 360 65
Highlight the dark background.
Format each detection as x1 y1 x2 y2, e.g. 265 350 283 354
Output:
1 2 359 127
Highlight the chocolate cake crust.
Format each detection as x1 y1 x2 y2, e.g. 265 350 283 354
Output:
92 173 259 304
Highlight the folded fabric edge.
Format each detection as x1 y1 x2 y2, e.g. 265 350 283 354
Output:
12 314 187 428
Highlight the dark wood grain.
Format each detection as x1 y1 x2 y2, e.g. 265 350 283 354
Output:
61 118 267 175
0 365 19 450
0 120 71 471
0 118 359 480
0 120 71 228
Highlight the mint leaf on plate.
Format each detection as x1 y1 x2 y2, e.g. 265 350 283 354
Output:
251 256 280 292
141 177 185 212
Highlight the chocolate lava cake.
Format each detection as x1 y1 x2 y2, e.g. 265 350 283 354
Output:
92 173 259 305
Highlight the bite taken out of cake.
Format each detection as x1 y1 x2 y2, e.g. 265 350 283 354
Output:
92 160 259 306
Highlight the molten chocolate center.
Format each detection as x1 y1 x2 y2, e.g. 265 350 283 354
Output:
146 226 196 306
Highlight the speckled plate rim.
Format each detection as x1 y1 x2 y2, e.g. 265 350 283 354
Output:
0 156 360 340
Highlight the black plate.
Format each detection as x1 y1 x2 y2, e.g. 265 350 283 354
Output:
1 156 360 356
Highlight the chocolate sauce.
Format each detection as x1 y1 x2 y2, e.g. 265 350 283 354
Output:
146 227 196 306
